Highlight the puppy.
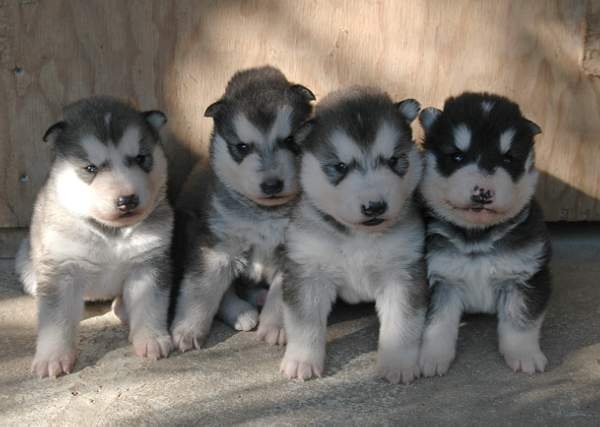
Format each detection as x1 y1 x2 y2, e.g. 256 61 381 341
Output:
15 97 173 378
280 87 426 384
418 92 551 376
171 66 315 350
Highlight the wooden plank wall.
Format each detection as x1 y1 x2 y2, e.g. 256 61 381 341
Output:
1 0 599 227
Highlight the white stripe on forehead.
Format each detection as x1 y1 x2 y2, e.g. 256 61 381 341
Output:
481 101 494 114
233 114 264 145
453 124 472 151
330 130 362 162
82 135 108 165
499 128 516 154
372 121 400 158
118 125 141 157
268 105 293 143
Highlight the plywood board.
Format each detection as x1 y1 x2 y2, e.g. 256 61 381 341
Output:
0 0 598 226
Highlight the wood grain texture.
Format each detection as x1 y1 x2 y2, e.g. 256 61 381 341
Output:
0 0 598 226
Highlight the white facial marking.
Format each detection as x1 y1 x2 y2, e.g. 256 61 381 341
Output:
499 128 516 154
81 135 108 166
481 101 494 114
104 112 112 129
453 124 471 151
398 100 419 122
268 105 293 144
119 125 141 158
233 114 264 145
372 121 400 159
330 130 362 163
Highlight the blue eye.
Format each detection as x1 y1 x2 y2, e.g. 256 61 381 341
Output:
85 164 97 174
451 152 464 163
334 162 348 173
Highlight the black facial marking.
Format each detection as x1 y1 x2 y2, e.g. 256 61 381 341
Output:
421 92 539 182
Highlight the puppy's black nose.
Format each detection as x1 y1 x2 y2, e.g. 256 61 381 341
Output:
361 201 387 217
260 178 284 196
117 194 139 212
471 186 494 205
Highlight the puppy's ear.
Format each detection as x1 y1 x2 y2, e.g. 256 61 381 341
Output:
525 119 542 136
395 99 420 123
42 121 67 144
288 84 316 102
143 110 167 131
293 119 315 145
419 107 442 133
204 100 225 118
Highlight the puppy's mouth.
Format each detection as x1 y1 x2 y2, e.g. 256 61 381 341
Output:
254 193 297 206
361 218 386 226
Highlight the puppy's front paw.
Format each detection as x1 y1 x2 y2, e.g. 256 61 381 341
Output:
233 309 259 332
377 347 420 384
419 337 456 377
132 333 173 360
501 346 547 374
32 347 77 379
280 354 324 381
171 321 210 353
256 322 286 345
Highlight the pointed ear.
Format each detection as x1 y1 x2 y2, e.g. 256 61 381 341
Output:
395 99 420 123
204 100 225 118
293 119 315 145
42 121 67 144
525 119 542 136
143 110 167 131
419 107 442 133
288 84 316 102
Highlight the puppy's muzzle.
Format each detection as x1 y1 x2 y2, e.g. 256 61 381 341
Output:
117 194 139 213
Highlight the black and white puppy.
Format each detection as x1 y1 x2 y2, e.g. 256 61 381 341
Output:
280 87 426 384
418 92 551 376
16 97 173 378
171 66 315 351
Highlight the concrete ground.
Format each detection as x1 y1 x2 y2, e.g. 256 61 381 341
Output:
1 225 599 426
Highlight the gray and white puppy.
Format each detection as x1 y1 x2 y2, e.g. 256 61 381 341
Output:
171 66 315 351
15 97 173 378
418 92 551 376
280 87 426 384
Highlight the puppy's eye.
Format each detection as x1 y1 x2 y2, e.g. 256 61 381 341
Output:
450 152 464 163
388 156 399 167
503 153 515 164
85 164 97 174
135 154 147 165
282 136 300 155
236 143 251 154
334 162 348 173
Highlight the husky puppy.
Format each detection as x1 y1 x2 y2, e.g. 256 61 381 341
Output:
171 66 315 351
15 97 173 378
279 87 426 384
418 92 551 376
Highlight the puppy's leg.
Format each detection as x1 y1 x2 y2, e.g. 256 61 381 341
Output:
32 270 83 378
171 248 236 352
111 296 128 326
124 258 173 360
256 273 287 345
280 270 336 380
497 268 550 373
217 287 258 331
375 275 426 384
419 281 463 377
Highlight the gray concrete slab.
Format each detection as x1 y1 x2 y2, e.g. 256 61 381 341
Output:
1 225 599 426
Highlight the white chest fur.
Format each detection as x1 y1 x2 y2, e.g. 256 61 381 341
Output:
427 241 545 313
287 222 423 303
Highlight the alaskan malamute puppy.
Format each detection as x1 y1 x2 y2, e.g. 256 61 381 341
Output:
171 66 315 351
16 97 173 378
418 92 551 376
280 87 426 384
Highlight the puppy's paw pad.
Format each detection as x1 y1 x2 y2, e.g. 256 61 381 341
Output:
32 349 77 379
133 334 173 360
280 356 323 380
503 350 547 374
233 309 259 332
256 323 287 345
